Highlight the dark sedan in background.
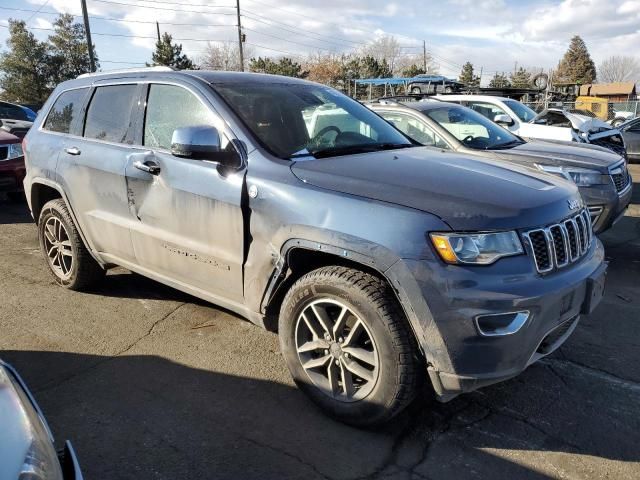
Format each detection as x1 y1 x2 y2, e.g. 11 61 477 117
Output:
0 129 26 201
620 117 640 163
370 99 632 233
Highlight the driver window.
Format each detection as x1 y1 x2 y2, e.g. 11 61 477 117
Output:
144 84 226 150
380 112 449 149
466 102 507 122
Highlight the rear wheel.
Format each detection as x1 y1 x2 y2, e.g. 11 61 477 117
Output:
279 266 421 427
411 86 421 95
38 199 105 290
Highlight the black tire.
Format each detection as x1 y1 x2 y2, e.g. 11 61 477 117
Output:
279 266 421 427
38 198 105 290
411 86 421 95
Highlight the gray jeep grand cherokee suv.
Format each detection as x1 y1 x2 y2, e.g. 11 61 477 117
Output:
23 68 606 426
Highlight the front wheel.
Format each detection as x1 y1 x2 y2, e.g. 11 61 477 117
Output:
410 86 421 94
38 199 105 290
279 266 421 427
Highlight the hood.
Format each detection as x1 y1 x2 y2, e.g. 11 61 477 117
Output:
492 140 623 172
291 147 582 231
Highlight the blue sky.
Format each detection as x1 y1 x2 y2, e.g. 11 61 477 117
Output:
1 0 638 83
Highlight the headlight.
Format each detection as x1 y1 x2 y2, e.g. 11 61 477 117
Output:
430 231 523 265
0 366 63 480
536 164 607 186
7 143 24 160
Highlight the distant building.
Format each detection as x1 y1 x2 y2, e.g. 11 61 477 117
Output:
579 82 637 102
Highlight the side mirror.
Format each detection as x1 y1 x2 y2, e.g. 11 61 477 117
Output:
494 114 514 126
170 125 241 168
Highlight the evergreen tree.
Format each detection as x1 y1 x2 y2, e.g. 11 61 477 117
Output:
249 57 308 78
48 14 98 83
459 62 480 87
149 33 195 70
358 55 392 78
509 67 531 88
489 72 510 88
555 35 596 84
402 64 427 78
0 20 52 104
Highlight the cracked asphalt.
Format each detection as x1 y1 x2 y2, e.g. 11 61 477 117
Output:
1 165 639 479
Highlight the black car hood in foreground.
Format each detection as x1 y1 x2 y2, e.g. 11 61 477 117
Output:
291 147 581 231
493 140 623 171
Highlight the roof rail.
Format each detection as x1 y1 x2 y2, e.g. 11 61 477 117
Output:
77 66 176 79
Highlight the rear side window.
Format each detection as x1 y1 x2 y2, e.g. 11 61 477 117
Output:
84 85 138 144
43 88 88 133
144 84 216 150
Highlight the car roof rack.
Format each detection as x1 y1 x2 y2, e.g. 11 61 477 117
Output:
367 94 443 105
77 66 176 79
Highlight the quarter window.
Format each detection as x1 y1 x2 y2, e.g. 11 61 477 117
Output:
144 84 217 150
84 85 138 144
43 88 88 134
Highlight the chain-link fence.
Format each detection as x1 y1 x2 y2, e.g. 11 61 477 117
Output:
523 101 640 126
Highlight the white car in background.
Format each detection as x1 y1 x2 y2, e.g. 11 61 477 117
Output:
433 95 626 156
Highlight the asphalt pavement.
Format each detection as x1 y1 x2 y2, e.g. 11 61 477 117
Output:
1 166 639 479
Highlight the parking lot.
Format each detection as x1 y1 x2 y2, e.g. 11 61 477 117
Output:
0 165 638 480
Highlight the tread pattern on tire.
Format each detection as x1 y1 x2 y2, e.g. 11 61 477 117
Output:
39 198 105 290
282 265 421 424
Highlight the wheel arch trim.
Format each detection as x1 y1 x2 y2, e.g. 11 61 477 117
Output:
261 237 453 373
29 177 106 268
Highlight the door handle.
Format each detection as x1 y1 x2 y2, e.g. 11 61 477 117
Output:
65 147 81 155
133 160 161 175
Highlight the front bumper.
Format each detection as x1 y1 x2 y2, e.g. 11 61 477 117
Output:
0 156 26 192
397 238 606 400
580 179 632 234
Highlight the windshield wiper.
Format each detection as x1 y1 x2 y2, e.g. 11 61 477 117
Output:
304 143 414 159
487 139 525 150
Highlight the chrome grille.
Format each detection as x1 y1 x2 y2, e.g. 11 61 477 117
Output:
610 162 630 193
524 209 592 274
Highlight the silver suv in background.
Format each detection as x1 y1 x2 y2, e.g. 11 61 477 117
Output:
434 94 626 157
23 69 606 426
370 99 632 233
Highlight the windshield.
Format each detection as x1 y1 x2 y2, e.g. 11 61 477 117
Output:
503 100 537 123
214 82 413 160
425 105 523 150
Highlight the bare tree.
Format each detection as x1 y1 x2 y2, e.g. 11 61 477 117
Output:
597 56 640 83
198 41 254 71
361 36 403 74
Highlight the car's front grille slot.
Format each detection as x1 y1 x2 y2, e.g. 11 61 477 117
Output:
610 162 630 193
524 209 592 274
528 230 552 272
549 225 567 266
0 146 7 161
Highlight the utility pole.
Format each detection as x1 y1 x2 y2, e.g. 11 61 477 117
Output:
236 0 244 71
80 0 96 72
156 21 161 42
423 40 427 72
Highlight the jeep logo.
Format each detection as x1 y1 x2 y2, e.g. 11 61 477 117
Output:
567 199 580 210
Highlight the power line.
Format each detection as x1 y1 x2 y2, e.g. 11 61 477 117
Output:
89 0 237 15
25 0 50 25
0 6 234 28
0 24 229 43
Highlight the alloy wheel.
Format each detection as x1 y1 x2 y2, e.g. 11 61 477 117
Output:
43 216 74 279
295 298 379 402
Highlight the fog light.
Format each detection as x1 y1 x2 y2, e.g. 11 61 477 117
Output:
475 311 530 336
